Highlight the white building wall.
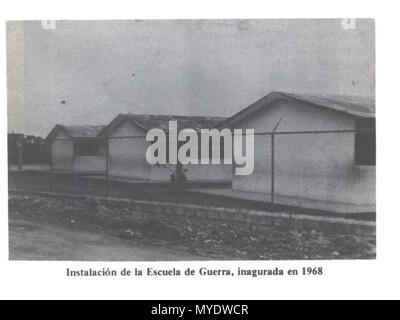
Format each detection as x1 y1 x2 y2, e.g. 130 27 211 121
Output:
51 131 106 173
108 121 232 182
150 164 176 181
51 131 73 171
108 122 151 180
73 156 106 173
150 163 232 182
183 163 232 181
232 99 375 205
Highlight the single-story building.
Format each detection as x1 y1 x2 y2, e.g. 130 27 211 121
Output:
46 125 107 174
99 114 232 182
219 91 375 209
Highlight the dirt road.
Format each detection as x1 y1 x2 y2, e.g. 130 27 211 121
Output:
9 217 202 261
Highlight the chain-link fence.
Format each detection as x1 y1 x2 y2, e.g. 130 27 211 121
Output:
32 127 375 212
235 129 376 210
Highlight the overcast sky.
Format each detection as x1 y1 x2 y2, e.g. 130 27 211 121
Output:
7 19 375 137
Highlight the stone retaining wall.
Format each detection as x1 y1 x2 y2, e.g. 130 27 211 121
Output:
9 189 376 237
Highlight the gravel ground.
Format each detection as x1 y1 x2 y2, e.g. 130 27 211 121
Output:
8 193 376 261
9 218 202 261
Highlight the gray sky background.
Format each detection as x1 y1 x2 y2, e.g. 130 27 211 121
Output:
7 19 375 137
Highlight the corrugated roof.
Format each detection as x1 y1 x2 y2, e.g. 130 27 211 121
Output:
100 114 227 137
219 91 375 128
46 125 106 140
62 125 106 138
281 92 375 117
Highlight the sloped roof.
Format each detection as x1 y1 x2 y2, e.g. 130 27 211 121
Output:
46 125 106 140
99 114 227 137
283 92 375 116
219 91 375 128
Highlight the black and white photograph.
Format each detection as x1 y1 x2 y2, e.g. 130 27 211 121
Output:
3 0 400 304
6 18 376 262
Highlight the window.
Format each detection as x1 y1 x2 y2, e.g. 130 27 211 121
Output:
74 141 106 156
355 118 375 166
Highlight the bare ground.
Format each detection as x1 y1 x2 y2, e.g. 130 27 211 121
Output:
8 193 376 261
9 217 201 261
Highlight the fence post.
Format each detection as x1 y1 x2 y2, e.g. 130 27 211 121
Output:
105 137 109 198
271 133 275 206
105 137 109 178
270 118 282 208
